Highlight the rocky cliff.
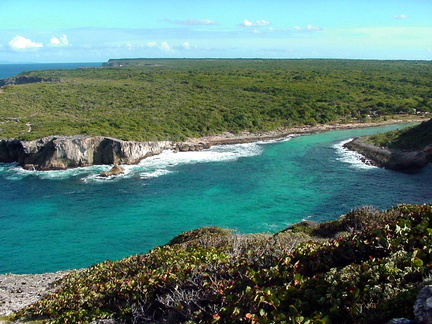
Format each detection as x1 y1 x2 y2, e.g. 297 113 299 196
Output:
344 137 432 171
0 136 210 171
0 75 59 87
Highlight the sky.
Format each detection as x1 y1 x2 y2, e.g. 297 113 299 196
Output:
0 0 431 63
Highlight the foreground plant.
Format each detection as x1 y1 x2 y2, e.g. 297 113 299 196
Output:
15 204 432 323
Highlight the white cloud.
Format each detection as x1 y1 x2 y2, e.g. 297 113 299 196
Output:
393 14 408 19
160 41 174 52
146 41 157 48
48 34 69 47
166 18 217 26
181 41 191 50
9 35 43 50
294 25 323 32
239 19 271 27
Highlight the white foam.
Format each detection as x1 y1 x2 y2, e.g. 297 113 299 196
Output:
334 139 377 170
136 142 264 180
0 141 266 182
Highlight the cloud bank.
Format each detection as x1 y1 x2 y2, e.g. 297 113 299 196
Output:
239 19 271 27
165 18 217 26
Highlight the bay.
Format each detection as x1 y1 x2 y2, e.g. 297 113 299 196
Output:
0 122 431 274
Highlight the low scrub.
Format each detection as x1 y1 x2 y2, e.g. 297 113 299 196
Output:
14 203 432 323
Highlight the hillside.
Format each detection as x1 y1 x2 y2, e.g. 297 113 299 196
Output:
0 59 431 142
366 118 432 151
8 204 432 324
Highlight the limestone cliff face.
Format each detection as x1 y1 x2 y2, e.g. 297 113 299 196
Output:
344 137 432 171
0 136 179 170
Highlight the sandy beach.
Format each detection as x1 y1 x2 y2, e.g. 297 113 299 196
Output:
190 118 424 146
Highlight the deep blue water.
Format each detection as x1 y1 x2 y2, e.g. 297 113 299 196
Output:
0 123 431 274
0 62 102 79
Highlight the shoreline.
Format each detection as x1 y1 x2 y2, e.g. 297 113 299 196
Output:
189 118 424 146
0 117 425 318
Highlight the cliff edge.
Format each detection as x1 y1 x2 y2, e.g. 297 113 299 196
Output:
0 136 209 171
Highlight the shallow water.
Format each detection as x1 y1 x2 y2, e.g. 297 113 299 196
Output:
1 123 431 274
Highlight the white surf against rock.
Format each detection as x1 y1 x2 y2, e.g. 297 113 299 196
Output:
333 139 377 170
0 142 266 182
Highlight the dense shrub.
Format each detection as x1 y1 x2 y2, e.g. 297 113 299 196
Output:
1 59 430 141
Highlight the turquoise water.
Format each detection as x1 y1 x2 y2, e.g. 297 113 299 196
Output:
1 123 431 274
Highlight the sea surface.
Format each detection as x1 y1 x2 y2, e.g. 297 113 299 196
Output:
0 62 102 79
1 123 431 274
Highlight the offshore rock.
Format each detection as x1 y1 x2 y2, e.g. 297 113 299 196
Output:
100 164 125 177
344 138 432 172
0 136 212 171
0 136 176 170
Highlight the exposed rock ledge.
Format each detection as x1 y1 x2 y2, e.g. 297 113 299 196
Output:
344 137 432 171
0 75 59 87
0 136 210 171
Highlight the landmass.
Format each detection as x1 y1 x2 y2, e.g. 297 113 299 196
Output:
344 118 432 171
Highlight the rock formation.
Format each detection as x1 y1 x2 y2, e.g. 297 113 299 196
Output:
0 136 212 171
344 138 432 171
0 75 59 87
100 164 125 177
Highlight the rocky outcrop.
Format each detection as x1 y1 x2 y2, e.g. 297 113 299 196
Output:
414 286 432 324
175 141 211 152
344 138 432 171
0 136 212 171
387 285 432 324
100 164 125 177
0 75 59 87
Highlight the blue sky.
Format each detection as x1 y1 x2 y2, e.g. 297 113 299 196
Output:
0 0 431 63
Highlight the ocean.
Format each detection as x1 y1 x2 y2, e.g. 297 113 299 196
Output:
0 62 102 79
0 123 431 274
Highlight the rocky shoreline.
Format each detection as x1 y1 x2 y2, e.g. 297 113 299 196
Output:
0 119 423 172
343 137 432 171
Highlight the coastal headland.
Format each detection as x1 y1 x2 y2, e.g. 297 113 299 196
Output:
0 119 423 171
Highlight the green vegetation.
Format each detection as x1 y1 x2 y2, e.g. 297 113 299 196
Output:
0 59 431 141
365 118 432 151
14 204 432 323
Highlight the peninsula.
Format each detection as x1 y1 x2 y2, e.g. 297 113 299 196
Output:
344 118 432 171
